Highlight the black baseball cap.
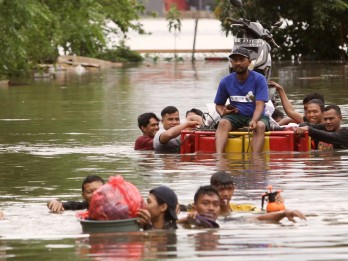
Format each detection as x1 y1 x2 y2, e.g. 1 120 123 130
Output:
229 47 251 59
150 186 178 220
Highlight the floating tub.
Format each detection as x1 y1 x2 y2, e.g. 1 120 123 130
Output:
78 218 140 233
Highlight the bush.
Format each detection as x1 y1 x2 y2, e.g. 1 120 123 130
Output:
95 45 144 63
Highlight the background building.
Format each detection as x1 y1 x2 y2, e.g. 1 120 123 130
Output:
186 0 216 12
164 0 188 11
142 0 165 16
141 0 216 17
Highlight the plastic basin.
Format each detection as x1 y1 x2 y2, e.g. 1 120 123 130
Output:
78 218 140 233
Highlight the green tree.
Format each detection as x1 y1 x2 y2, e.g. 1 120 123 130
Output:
0 0 52 78
215 0 348 60
0 0 146 80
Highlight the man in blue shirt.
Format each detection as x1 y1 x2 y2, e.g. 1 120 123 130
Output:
214 47 270 153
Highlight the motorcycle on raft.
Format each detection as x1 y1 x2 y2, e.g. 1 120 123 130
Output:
227 0 282 103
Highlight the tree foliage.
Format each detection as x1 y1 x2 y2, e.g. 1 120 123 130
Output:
167 5 182 34
166 5 182 55
0 0 145 79
95 41 144 63
215 0 348 60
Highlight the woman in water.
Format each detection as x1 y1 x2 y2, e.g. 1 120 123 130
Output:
137 186 178 230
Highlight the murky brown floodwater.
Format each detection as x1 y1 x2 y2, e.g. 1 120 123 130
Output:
0 60 348 260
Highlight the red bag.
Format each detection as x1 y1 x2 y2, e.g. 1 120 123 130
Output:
88 175 145 220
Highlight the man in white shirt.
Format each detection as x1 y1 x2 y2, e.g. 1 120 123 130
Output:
154 106 200 153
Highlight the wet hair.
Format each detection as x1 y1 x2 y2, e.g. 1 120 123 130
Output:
137 112 159 131
325 104 342 116
161 106 178 117
307 99 325 112
272 108 284 121
210 171 234 187
194 185 220 204
186 108 204 118
303 93 324 105
81 175 105 192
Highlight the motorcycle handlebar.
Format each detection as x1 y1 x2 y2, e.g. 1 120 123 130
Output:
270 38 280 48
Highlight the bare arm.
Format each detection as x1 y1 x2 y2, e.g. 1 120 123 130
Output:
252 209 306 223
0 210 4 220
159 121 200 144
177 210 199 224
177 216 188 224
268 81 304 123
215 104 225 116
249 101 265 129
278 117 294 126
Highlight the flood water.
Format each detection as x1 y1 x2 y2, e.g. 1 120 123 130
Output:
0 60 348 260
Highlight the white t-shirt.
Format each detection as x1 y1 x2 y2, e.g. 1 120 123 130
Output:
153 129 181 154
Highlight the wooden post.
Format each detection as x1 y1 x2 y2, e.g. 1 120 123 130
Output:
192 0 202 62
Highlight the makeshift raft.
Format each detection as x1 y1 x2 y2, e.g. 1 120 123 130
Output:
180 130 310 153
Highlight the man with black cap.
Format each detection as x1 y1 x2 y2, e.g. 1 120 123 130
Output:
214 47 270 153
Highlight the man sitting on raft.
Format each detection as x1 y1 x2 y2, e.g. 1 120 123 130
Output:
214 48 270 153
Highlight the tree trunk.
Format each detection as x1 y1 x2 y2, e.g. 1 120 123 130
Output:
192 17 199 62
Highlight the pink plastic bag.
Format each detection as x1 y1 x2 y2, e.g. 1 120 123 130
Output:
88 175 145 220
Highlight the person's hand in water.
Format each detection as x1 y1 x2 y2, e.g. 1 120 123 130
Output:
283 209 307 223
0 210 5 220
47 199 64 213
255 209 307 223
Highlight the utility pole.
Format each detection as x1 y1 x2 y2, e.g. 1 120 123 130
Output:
192 0 202 62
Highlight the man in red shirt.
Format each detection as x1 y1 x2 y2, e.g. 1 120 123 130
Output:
134 112 160 150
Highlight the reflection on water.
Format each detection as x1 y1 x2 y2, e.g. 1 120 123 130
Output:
0 61 348 260
75 230 178 260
